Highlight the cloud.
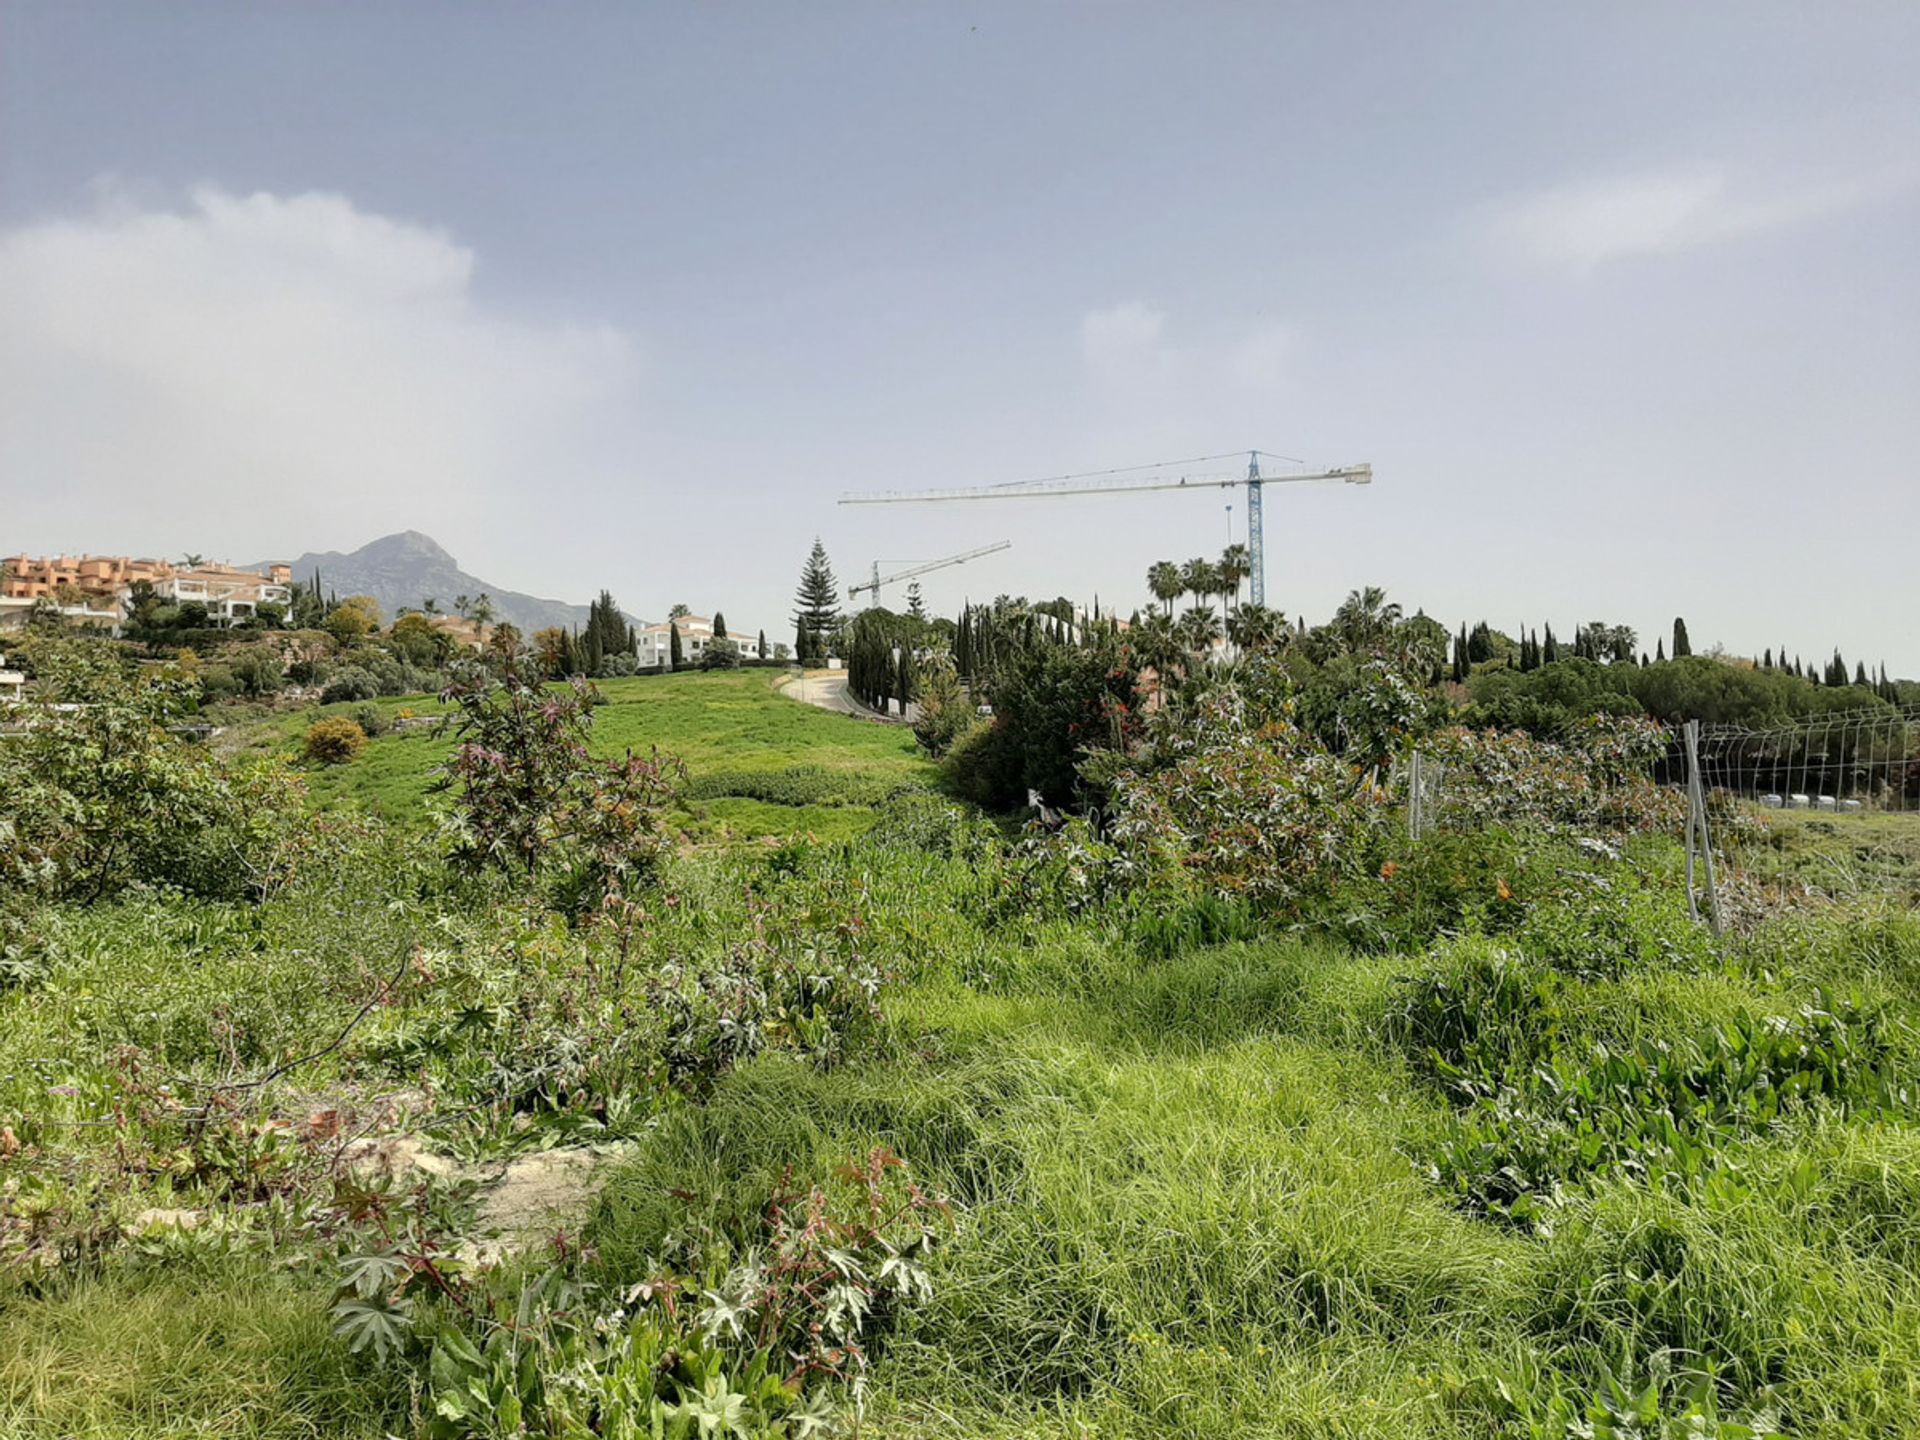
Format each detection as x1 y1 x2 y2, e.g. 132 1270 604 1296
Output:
1476 165 1915 270
1080 300 1293 395
0 186 643 558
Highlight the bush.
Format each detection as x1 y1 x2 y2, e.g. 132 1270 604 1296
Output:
911 654 974 757
1102 696 1393 912
304 716 368 765
0 637 302 901
436 655 683 913
319 666 379 704
228 647 285 698
946 639 1141 811
350 703 390 738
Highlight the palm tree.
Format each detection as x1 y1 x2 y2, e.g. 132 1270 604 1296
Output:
1146 561 1183 618
453 594 472 619
1131 611 1184 679
1180 558 1218 614
1228 603 1286 654
1176 605 1221 657
1332 585 1401 653
1217 544 1250 616
421 597 440 616
470 593 495 627
179 552 205 569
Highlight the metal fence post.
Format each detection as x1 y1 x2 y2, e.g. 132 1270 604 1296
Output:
1684 720 1723 939
1408 748 1423 842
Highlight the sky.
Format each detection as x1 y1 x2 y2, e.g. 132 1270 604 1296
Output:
3 2 1917 672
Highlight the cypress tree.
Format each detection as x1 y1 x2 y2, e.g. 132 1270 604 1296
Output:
712 610 727 643
1656 638 1665 662
758 628 768 660
1763 648 1772 670
1855 661 1869 687
1672 617 1692 658
669 622 684 671
1543 624 1559 664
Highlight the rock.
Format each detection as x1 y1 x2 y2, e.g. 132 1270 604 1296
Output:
338 1135 458 1182
475 1143 637 1239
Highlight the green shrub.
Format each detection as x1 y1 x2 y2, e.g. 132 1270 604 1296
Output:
351 702 390 738
319 666 380 704
304 716 368 765
0 638 302 902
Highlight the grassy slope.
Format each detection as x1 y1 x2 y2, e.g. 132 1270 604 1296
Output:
230 669 931 840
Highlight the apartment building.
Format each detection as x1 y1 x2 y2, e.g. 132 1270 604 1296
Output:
634 615 765 666
1 554 174 601
1 554 293 628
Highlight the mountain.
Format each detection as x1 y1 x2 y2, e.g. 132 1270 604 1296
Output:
259 531 615 635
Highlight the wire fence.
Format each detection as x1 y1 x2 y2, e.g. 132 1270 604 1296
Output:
1397 702 1920 930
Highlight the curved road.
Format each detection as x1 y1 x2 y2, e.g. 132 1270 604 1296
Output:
778 670 917 723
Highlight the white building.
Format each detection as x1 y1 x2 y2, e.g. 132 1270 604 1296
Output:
634 615 766 667
0 595 120 635
149 566 293 627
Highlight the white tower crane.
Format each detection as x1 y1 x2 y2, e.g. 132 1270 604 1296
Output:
839 452 1370 607
847 540 1013 608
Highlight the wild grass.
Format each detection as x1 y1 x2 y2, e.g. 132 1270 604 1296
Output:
7 675 1920 1437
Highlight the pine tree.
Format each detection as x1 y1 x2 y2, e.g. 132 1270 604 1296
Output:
792 539 842 664
906 582 926 621
1672 617 1692 658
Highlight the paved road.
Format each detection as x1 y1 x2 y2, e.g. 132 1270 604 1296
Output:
779 670 917 723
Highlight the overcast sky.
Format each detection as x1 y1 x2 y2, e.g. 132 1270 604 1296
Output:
3 3 1916 671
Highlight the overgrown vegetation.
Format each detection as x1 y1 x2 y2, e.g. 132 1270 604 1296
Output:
5 630 1920 1438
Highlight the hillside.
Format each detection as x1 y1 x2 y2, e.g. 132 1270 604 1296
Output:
258 530 621 634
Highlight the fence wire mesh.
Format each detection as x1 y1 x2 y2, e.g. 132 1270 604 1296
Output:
1395 703 1920 929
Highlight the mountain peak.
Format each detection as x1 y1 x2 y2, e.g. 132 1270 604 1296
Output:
357 530 456 564
265 531 598 634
